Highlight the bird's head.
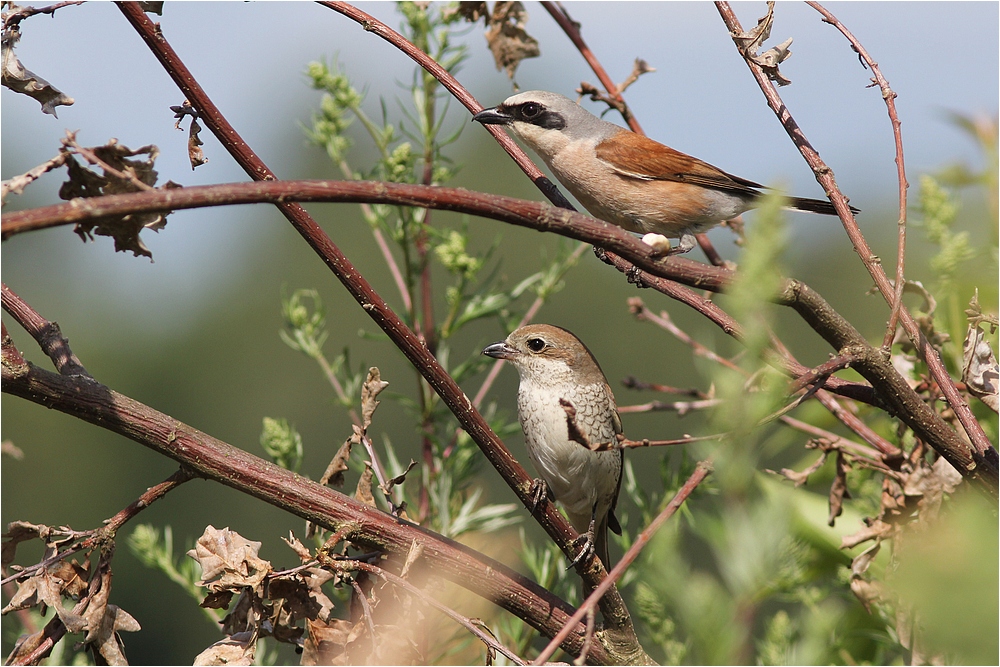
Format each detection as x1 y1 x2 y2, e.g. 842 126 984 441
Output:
472 91 612 159
482 323 607 386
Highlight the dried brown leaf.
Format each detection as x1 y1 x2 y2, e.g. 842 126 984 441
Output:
360 367 389 432
447 1 488 23
1 26 74 116
200 589 235 610
848 542 884 613
83 603 141 665
187 525 272 592
303 617 363 666
319 437 353 489
355 464 376 508
281 532 313 563
59 139 169 259
220 588 257 637
382 459 418 496
730 1 793 86
193 631 256 666
2 520 52 569
188 118 208 170
484 1 540 81
963 323 999 412
827 450 851 526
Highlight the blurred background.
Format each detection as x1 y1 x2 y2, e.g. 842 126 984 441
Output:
2 2 997 663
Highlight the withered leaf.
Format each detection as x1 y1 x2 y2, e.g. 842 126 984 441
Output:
484 1 540 81
963 323 999 412
1 26 74 116
827 450 850 527
83 603 141 665
281 532 313 563
2 520 52 569
220 588 258 637
730 1 793 86
193 631 256 666
360 367 389 432
382 459 418 495
187 526 272 592
355 464 376 508
303 617 363 666
60 139 168 259
267 577 322 622
137 1 164 15
200 589 235 610
447 1 488 24
319 437 353 489
188 118 208 170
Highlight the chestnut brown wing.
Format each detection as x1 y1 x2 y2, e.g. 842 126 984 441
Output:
595 130 764 197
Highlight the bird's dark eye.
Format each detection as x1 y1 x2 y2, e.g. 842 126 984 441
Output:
519 102 542 119
526 337 546 352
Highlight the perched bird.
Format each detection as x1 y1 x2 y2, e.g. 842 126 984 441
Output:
483 324 622 570
473 90 857 254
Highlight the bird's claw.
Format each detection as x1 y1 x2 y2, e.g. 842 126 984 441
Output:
528 478 550 515
567 531 596 570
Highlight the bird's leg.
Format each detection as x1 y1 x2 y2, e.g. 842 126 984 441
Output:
528 478 551 516
674 232 698 254
566 503 599 570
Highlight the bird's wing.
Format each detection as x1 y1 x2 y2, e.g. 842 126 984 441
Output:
595 130 764 196
608 385 624 537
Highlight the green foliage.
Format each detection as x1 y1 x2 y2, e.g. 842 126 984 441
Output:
918 174 973 289
259 417 304 472
126 524 221 625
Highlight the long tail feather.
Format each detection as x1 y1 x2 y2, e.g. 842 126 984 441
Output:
788 196 860 216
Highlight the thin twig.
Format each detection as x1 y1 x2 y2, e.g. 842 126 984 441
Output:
540 2 643 134
786 351 865 395
531 460 713 665
617 398 724 415
1 467 194 586
2 282 89 376
805 2 909 353
2 0 84 28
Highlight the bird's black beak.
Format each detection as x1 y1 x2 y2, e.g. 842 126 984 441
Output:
482 340 517 359
472 106 513 126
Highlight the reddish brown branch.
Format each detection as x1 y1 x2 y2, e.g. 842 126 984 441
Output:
1 282 89 376
714 2 994 468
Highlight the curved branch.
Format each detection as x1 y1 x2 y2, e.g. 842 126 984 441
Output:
713 2 995 469
804 1 909 352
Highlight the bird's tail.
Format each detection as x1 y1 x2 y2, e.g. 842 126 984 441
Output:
787 196 860 216
594 513 611 573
